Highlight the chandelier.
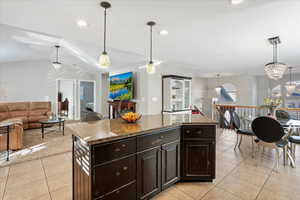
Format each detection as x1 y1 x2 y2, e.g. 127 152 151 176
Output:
265 36 287 80
285 67 296 94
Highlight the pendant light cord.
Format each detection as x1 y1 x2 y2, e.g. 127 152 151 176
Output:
289 67 292 84
103 8 107 53
150 25 153 62
273 42 277 63
56 46 59 63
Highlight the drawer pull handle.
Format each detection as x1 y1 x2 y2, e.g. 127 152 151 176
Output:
122 144 126 148
123 166 128 171
116 190 120 194
116 172 121 176
152 139 162 145
115 148 121 152
197 130 202 134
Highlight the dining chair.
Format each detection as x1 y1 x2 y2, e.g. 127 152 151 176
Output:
252 117 294 170
289 135 300 167
231 111 255 156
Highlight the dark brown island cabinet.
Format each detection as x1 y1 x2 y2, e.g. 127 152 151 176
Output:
72 119 216 200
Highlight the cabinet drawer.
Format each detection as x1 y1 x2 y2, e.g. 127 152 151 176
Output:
137 128 180 152
98 182 136 200
183 126 215 140
93 137 136 164
93 155 136 198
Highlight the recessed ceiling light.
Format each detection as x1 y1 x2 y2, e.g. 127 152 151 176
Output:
230 0 244 5
160 30 168 36
77 20 88 27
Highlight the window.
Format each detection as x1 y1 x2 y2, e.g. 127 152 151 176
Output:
218 83 237 103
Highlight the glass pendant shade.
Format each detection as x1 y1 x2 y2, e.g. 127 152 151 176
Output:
99 52 111 68
99 2 111 68
52 61 62 70
215 86 221 93
285 67 296 94
146 21 156 74
147 62 155 74
215 74 221 94
285 83 296 94
52 45 62 70
265 62 287 80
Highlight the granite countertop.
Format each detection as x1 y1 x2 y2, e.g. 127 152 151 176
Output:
70 114 218 145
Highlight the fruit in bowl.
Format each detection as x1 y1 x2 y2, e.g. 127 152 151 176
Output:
121 112 142 123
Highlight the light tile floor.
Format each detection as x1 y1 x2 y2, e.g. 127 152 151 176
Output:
1 129 300 200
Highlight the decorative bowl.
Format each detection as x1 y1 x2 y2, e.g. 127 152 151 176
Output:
121 112 142 123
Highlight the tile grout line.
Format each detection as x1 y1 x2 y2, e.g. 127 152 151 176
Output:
200 157 244 200
254 159 276 200
1 167 10 200
41 159 53 200
0 150 72 168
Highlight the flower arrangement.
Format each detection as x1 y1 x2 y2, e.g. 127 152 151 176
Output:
260 97 283 115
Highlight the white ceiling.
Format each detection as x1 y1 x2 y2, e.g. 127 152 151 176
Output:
1 0 300 76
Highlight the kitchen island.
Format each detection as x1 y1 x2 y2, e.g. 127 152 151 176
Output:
71 114 217 200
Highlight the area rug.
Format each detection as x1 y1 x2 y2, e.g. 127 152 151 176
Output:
0 125 74 167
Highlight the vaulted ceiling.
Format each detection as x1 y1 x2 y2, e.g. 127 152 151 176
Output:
1 0 300 76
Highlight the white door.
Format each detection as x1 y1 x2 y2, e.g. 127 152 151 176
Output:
57 79 76 120
79 80 96 120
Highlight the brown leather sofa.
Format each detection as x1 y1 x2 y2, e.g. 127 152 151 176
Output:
0 101 52 150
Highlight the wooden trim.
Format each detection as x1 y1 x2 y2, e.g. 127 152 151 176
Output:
215 104 300 111
162 75 192 80
215 104 261 109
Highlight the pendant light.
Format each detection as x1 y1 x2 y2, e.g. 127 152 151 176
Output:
285 67 296 94
147 21 156 74
215 74 222 93
265 36 287 80
52 45 62 70
99 1 111 68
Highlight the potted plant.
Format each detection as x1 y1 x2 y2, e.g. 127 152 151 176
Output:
260 97 283 116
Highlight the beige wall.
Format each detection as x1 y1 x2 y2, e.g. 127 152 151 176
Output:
107 63 208 116
0 60 99 114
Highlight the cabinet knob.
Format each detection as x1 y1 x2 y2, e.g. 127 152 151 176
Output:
115 148 121 152
160 136 164 139
116 190 120 194
123 166 128 171
122 144 126 148
196 130 202 134
186 130 190 133
116 171 121 176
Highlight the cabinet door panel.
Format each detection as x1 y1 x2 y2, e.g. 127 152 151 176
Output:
137 147 161 200
162 140 180 190
93 155 136 198
98 182 136 200
181 141 215 181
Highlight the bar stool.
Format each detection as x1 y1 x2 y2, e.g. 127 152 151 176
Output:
0 123 11 161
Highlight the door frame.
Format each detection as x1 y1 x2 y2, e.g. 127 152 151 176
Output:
56 79 77 120
78 80 97 120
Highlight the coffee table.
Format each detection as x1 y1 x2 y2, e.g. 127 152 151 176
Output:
40 118 65 139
